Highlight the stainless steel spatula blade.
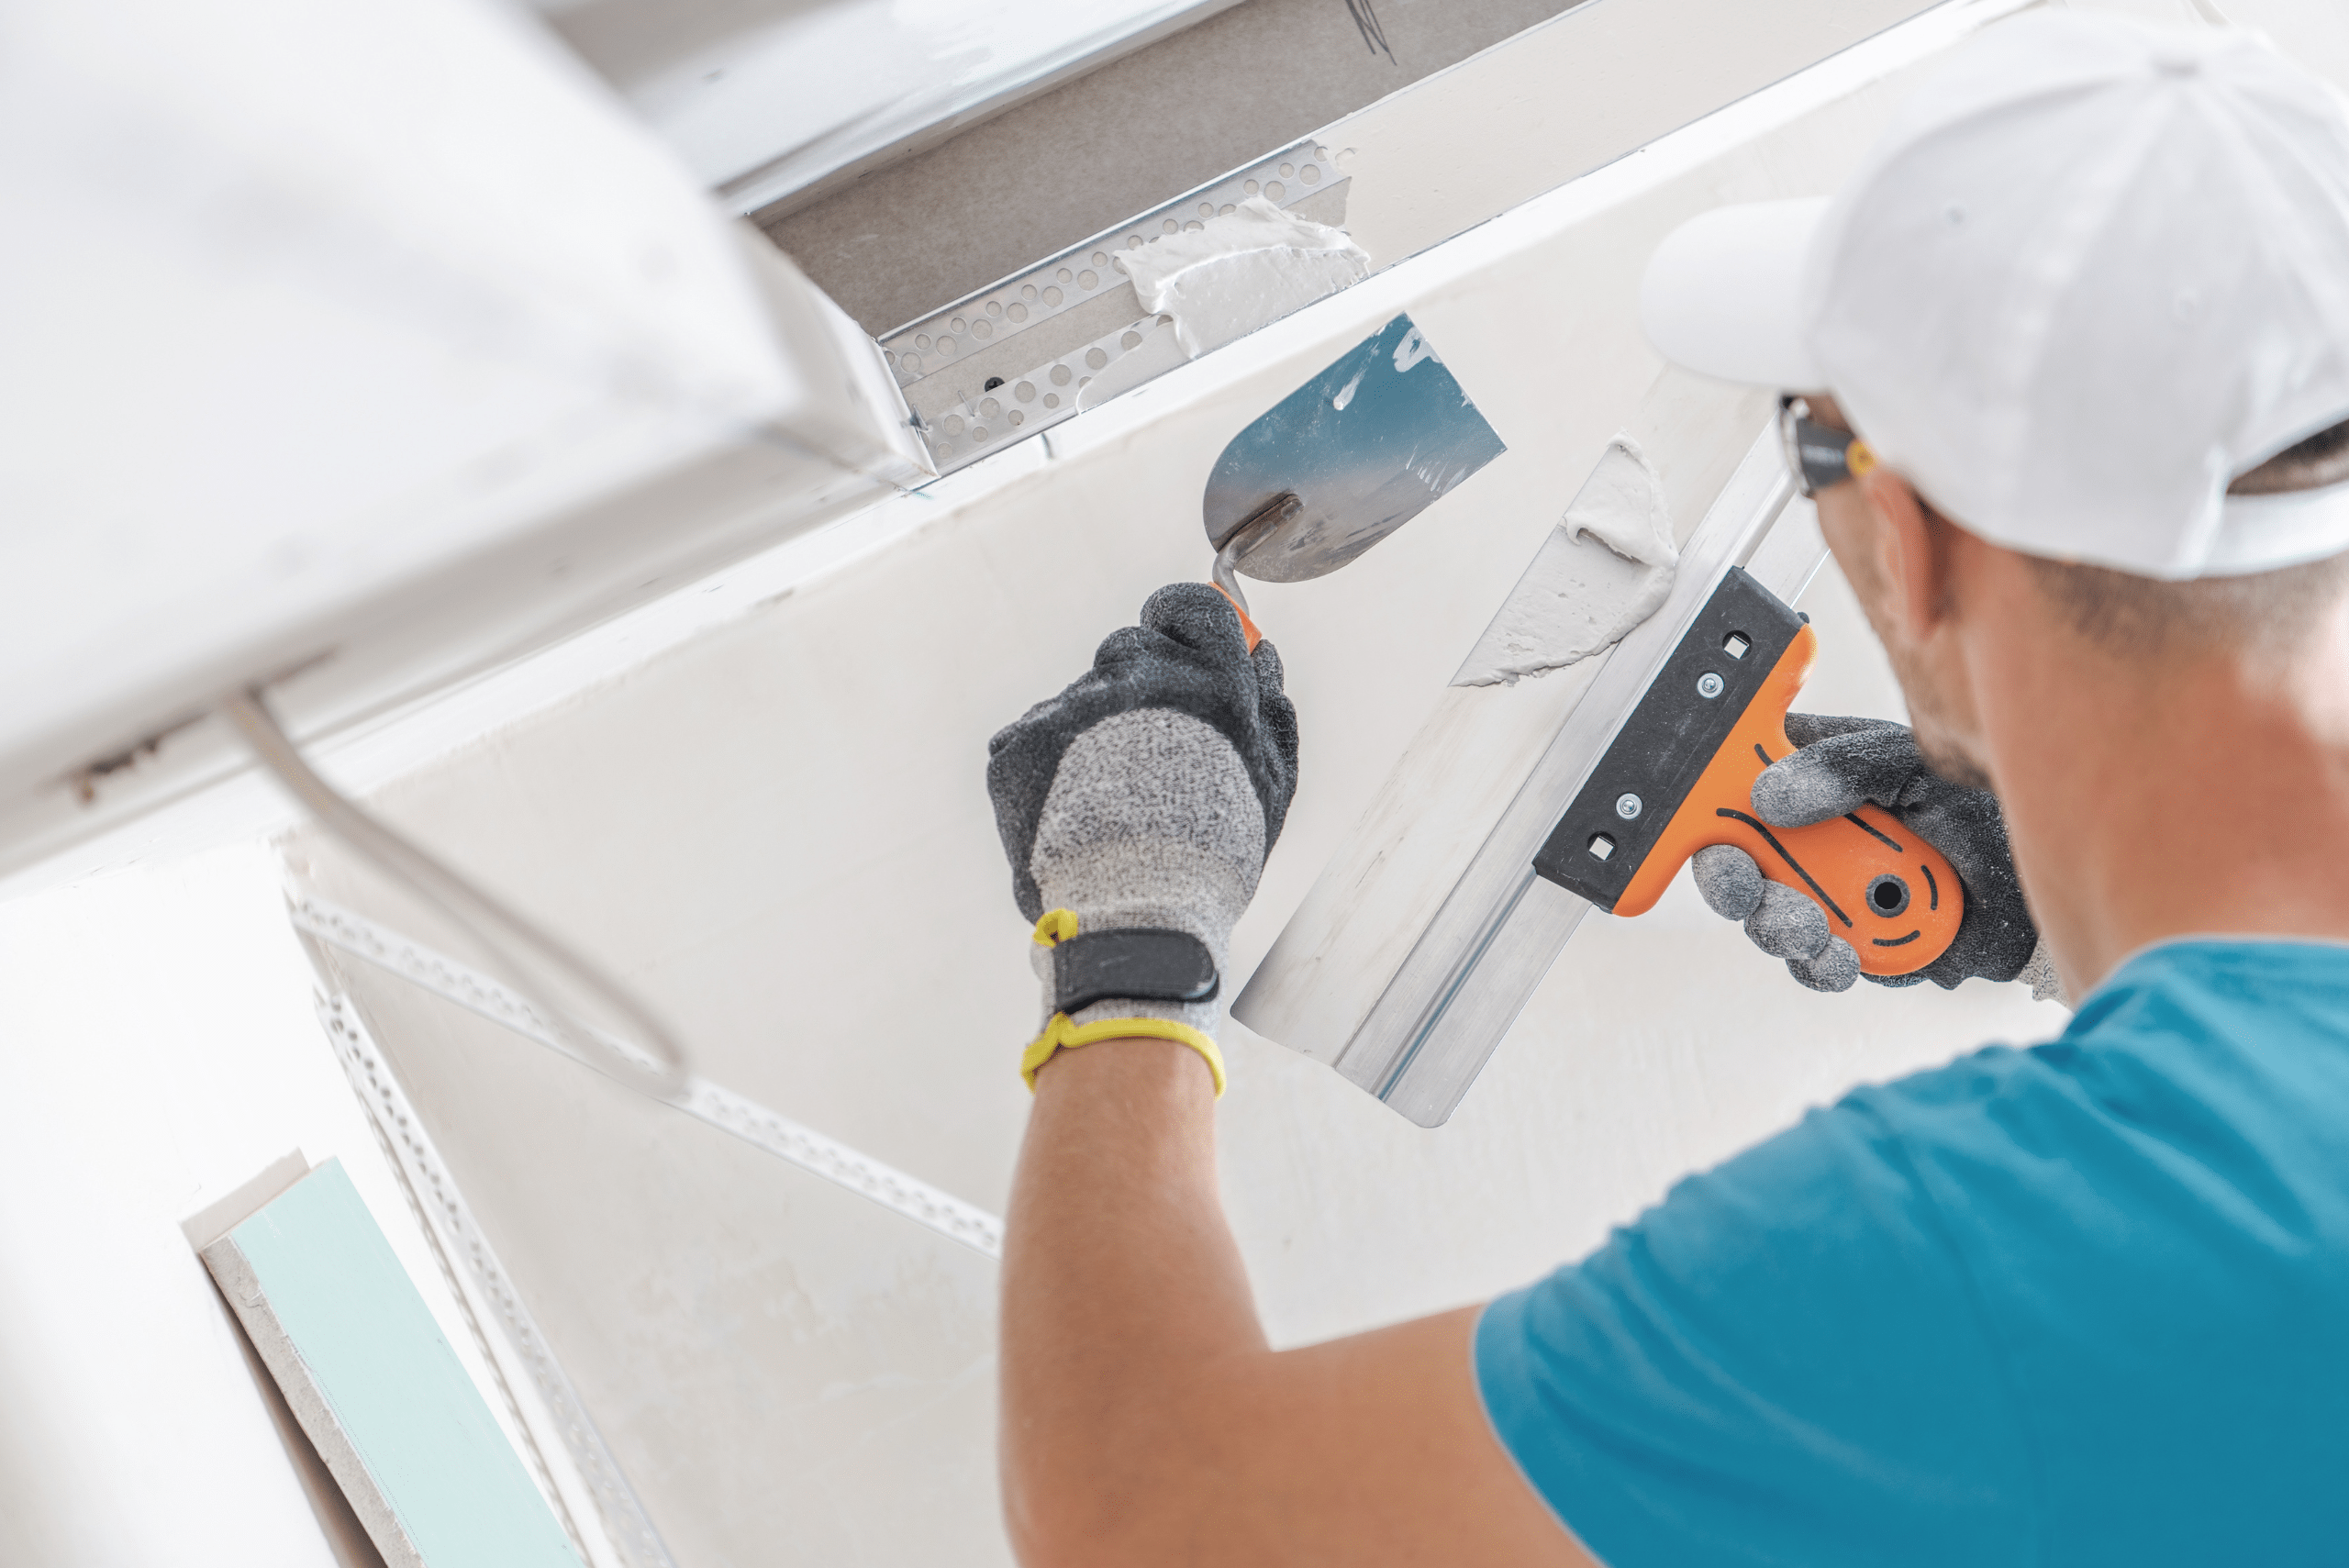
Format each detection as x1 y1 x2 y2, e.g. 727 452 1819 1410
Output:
1202 314 1507 584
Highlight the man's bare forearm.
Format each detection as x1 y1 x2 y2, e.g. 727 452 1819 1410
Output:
998 1039 1590 1568
985 586 1581 1566
1001 1037 1252 1561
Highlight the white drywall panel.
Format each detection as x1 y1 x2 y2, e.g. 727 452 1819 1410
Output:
0 210 926 885
289 24 1993 1203
299 937 1006 1568
1 0 799 833
276 37 2079 1558
0 846 543 1567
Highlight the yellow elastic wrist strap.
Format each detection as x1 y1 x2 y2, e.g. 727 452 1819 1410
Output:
1020 1012 1227 1096
1023 907 1226 1095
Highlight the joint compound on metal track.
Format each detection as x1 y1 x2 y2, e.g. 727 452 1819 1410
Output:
879 136 1352 473
291 898 1005 1259
1116 196 1370 359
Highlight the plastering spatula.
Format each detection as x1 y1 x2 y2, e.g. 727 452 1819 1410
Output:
1203 313 1507 647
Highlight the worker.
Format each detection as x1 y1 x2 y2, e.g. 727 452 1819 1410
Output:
983 13 2349 1564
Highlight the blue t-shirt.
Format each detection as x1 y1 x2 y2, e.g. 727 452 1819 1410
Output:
1476 940 2349 1566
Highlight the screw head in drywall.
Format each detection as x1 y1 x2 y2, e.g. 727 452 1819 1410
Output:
1697 672 1725 699
1614 793 1642 820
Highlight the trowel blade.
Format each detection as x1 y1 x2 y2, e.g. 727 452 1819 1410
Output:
1202 313 1507 584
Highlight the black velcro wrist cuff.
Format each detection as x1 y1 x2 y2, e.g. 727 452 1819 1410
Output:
1052 929 1219 1016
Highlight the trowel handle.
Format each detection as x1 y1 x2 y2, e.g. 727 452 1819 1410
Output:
1615 625 1965 977
1207 492 1298 655
1210 582 1264 652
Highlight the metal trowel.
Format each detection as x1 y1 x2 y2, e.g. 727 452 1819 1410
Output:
1203 313 1507 648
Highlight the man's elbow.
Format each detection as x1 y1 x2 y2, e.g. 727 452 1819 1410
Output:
1004 1497 1097 1568
1007 1483 1176 1568
1004 1450 1228 1568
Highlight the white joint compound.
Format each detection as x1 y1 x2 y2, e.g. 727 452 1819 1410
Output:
1452 436 1681 686
1114 196 1372 359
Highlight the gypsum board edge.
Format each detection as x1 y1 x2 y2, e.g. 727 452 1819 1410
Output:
316 995 675 1568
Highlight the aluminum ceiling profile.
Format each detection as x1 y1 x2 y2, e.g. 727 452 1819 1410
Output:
878 136 1352 475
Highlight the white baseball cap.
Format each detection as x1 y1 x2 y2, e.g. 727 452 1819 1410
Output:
1641 11 2349 580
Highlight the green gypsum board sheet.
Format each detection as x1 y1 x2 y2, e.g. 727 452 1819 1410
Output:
201 1158 580 1568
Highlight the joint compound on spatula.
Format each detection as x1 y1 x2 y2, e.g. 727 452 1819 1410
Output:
1451 435 1680 687
1115 196 1372 360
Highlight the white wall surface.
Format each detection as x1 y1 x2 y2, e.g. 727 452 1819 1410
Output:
0 846 539 1566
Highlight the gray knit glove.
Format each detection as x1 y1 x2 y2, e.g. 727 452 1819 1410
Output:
987 583 1299 1087
1691 714 2056 999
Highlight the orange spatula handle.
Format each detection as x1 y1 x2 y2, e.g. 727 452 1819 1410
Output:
1613 624 1964 977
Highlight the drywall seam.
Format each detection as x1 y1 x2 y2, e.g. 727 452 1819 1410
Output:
317 994 674 1568
1452 435 1679 687
293 898 1006 1260
1115 196 1372 358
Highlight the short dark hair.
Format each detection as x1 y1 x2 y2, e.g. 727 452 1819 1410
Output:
2025 416 2349 653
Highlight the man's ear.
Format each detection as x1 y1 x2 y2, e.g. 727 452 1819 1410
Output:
1858 468 1955 641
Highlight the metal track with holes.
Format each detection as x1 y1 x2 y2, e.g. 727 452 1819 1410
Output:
878 136 1350 473
318 993 676 1568
292 896 1006 1258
